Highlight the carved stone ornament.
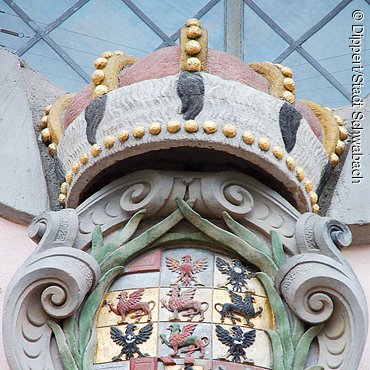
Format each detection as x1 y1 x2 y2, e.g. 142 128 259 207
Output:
3 171 367 370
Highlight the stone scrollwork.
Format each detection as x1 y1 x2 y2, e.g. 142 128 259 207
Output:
28 208 79 252
74 170 299 252
199 172 254 218
276 213 368 370
3 211 100 370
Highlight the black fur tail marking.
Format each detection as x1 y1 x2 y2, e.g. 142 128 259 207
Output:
177 71 205 120
85 94 107 145
279 102 302 153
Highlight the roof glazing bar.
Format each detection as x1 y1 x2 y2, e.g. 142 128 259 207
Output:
5 0 89 82
16 0 89 57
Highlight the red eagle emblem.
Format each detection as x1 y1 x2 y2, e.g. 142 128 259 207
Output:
165 255 208 286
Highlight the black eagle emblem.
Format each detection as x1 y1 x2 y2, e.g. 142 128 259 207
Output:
110 323 153 361
215 325 256 363
216 257 255 292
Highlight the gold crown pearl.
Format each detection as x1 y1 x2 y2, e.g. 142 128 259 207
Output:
203 121 217 134
104 135 115 148
72 161 80 174
339 126 348 141
39 116 49 129
65 172 73 184
283 77 295 91
186 57 202 72
58 193 66 205
91 144 102 157
281 66 293 78
185 40 201 55
95 85 108 97
80 153 89 164
330 153 339 167
91 70 105 84
272 146 284 159
186 18 201 27
167 120 181 133
43 104 52 115
309 191 318 205
118 130 129 142
114 50 123 56
101 51 113 59
312 204 320 213
41 128 51 143
222 124 237 138
187 26 202 39
286 156 296 170
304 180 313 193
283 91 295 104
149 122 161 135
94 57 108 69
132 126 145 138
185 120 199 133
258 137 270 151
335 140 345 155
48 143 57 156
60 182 68 195
334 115 344 126
242 131 255 145
296 166 305 181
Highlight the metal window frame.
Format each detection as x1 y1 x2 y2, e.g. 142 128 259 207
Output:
5 0 90 82
155 0 221 50
244 0 352 102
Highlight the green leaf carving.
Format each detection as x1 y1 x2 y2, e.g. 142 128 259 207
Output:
100 201 194 274
265 329 285 370
47 320 78 370
78 266 124 362
151 232 216 247
62 316 80 366
50 198 325 370
293 324 324 370
93 209 146 264
223 211 272 257
256 272 294 369
271 230 286 267
292 316 305 348
176 198 278 278
90 226 103 261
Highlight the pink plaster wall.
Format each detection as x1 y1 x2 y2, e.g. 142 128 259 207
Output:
0 217 36 370
0 216 369 369
343 245 370 369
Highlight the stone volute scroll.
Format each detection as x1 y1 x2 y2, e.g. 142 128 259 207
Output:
2 17 366 370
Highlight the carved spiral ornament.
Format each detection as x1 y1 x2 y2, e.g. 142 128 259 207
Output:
222 183 254 214
118 170 183 216
3 245 100 369
120 182 152 211
201 174 254 218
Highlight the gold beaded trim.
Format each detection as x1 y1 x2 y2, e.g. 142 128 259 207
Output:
58 120 319 213
92 50 136 99
180 18 208 72
302 100 348 166
249 62 296 104
40 94 76 156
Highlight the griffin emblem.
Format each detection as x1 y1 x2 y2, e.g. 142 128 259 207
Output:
160 323 209 358
215 325 256 363
216 257 255 292
104 288 155 324
110 323 153 361
166 255 208 286
161 286 209 321
215 291 263 326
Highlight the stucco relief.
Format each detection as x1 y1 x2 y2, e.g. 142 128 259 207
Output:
2 171 367 370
